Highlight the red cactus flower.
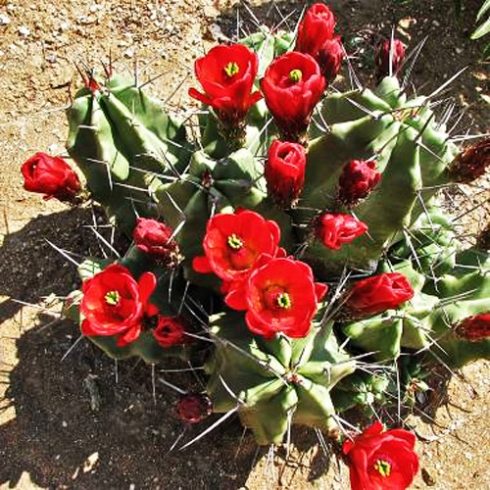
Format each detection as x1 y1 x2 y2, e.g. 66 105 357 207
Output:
375 38 406 79
315 213 368 250
338 159 381 206
80 264 158 347
153 316 187 347
265 140 306 207
189 43 262 126
295 3 336 59
448 138 490 183
192 209 282 286
225 255 328 339
455 313 490 342
133 217 181 267
260 51 326 141
177 393 213 424
318 36 345 82
345 273 414 318
21 152 81 201
343 421 419 490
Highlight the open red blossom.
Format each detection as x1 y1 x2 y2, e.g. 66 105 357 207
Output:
21 152 81 201
133 218 181 267
80 264 158 347
315 213 368 250
225 256 328 339
345 273 414 318
153 316 187 347
343 422 419 490
338 159 381 206
265 140 306 207
192 210 282 286
176 393 213 424
375 38 406 80
188 43 261 126
295 3 336 59
455 313 490 342
260 51 326 141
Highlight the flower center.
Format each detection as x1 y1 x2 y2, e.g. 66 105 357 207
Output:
104 290 120 306
224 61 240 78
374 459 391 478
289 69 303 83
276 292 292 309
227 233 244 250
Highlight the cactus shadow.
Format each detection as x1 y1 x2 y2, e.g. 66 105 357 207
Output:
0 206 111 325
0 316 260 489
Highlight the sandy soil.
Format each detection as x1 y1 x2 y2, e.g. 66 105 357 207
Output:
0 1 489 489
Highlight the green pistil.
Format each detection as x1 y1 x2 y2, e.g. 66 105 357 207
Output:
227 233 244 250
289 69 303 83
105 290 120 306
374 459 391 478
276 292 292 309
224 61 240 78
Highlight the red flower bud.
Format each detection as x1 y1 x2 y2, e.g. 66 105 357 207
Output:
189 44 262 127
318 36 345 83
342 421 419 490
153 316 188 347
80 264 158 347
133 218 181 267
448 138 490 183
455 313 490 342
225 255 328 339
21 152 81 202
345 273 414 318
177 393 213 424
295 3 336 59
375 38 406 80
338 159 381 206
315 213 368 250
260 51 326 141
265 140 306 207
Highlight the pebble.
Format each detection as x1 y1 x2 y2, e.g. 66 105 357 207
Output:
123 48 134 59
0 13 10 25
18 25 31 37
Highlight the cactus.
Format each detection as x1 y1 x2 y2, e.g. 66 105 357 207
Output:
206 312 356 445
297 77 459 276
67 73 190 234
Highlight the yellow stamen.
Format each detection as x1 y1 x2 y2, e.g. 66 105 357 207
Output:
105 290 120 306
289 69 303 83
227 233 243 250
224 61 240 78
276 292 292 309
374 459 391 478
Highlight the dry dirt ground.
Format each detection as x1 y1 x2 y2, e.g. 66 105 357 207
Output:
0 1 489 489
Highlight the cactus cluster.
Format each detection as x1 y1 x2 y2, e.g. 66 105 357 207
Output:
22 2 490 469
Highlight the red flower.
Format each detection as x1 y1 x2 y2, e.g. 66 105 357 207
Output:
345 273 414 317
375 38 406 79
315 213 367 250
80 264 157 347
338 159 381 206
176 393 213 424
133 218 181 267
188 43 261 126
265 140 306 207
225 256 328 339
318 36 345 82
342 422 419 490
192 210 282 285
455 313 490 342
21 152 81 201
153 316 187 347
295 3 336 59
260 51 326 140
448 138 490 183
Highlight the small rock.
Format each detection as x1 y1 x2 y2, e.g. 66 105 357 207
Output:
0 13 10 25
123 48 134 59
18 26 31 37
